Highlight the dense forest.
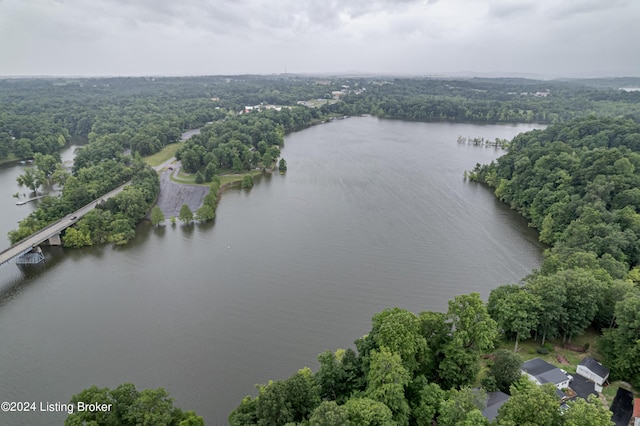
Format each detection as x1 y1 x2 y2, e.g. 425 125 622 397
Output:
3 75 640 163
475 116 640 389
342 78 640 123
175 107 316 176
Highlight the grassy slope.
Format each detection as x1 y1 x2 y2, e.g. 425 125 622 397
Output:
171 168 265 186
142 143 182 167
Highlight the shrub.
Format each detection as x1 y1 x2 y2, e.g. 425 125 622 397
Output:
241 174 253 189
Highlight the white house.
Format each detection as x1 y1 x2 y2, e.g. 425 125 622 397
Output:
576 357 610 392
521 358 571 390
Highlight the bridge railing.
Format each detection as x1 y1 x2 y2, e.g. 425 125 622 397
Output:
0 182 130 257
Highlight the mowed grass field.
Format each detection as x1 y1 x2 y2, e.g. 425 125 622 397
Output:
143 142 182 167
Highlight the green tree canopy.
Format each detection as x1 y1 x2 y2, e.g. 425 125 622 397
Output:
491 288 541 352
65 383 203 426
561 395 614 426
365 347 411 426
150 206 165 226
600 294 640 388
370 307 428 374
343 397 394 426
16 168 45 193
447 293 498 352
437 387 487 426
196 204 215 222
179 204 194 225
241 174 254 189
309 401 351 426
278 157 287 172
490 349 523 393
496 381 560 426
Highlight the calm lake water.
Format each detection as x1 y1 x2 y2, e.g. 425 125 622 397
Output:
0 117 544 425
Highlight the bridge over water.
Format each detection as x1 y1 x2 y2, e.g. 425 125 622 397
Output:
0 183 129 268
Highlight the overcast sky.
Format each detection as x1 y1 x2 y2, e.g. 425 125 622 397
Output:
1 0 638 77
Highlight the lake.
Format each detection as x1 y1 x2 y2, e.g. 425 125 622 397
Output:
0 117 544 425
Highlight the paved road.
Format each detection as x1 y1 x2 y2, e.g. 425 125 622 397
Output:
151 128 201 173
0 183 129 267
1 128 201 267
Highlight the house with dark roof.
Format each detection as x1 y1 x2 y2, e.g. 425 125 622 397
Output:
521 358 571 390
576 357 610 392
482 391 510 421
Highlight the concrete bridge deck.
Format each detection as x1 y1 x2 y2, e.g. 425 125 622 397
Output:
0 183 129 268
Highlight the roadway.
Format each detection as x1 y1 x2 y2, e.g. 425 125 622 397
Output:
1 128 200 267
0 182 129 267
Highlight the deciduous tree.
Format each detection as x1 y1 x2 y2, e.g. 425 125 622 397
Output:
365 347 411 426
490 349 522 393
492 289 541 352
150 206 165 226
343 398 394 426
561 395 614 426
496 381 560 426
196 204 215 222
241 174 254 189
309 401 350 426
65 383 202 426
179 204 193 225
370 307 427 374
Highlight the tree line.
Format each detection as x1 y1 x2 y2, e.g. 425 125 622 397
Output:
4 76 640 163
334 77 640 124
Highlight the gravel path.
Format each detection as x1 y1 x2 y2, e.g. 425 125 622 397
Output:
155 162 208 218
152 128 207 218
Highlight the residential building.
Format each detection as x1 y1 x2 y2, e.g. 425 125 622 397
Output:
521 358 571 390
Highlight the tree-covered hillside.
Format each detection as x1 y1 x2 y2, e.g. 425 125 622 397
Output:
475 117 640 393
3 76 640 162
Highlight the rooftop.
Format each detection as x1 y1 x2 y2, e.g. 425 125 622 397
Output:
579 357 610 378
521 358 570 386
633 398 640 418
482 391 510 421
522 358 557 376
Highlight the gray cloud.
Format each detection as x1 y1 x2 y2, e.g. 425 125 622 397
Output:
488 1 538 19
0 0 638 76
547 0 631 20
